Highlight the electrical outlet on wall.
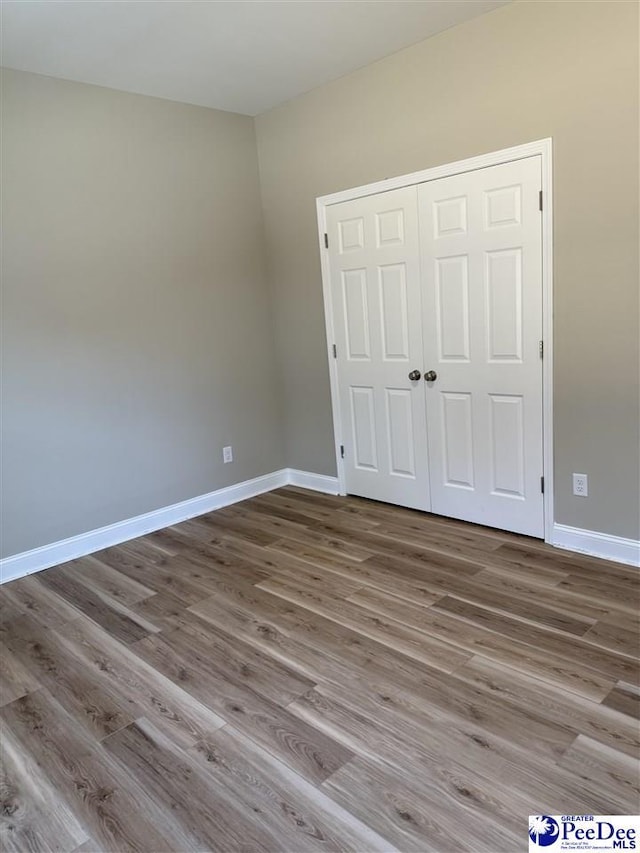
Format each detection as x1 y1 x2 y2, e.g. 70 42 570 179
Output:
573 473 588 497
223 446 233 464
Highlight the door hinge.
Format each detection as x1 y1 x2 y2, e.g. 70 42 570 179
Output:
332 344 337 358
340 444 345 459
324 233 329 249
539 190 543 211
539 340 544 358
540 476 545 494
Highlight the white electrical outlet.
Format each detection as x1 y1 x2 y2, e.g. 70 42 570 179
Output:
572 473 588 497
223 445 233 464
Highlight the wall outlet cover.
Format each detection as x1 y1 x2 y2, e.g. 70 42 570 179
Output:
572 473 588 497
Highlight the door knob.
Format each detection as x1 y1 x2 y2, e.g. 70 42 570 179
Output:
408 369 422 381
424 370 438 382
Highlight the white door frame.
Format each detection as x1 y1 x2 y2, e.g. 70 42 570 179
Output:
317 138 554 542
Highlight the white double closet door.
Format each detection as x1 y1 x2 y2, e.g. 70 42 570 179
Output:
326 157 544 537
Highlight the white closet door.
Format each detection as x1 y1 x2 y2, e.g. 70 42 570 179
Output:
418 157 544 536
326 187 431 511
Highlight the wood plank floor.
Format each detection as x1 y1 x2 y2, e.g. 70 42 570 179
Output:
1 486 638 852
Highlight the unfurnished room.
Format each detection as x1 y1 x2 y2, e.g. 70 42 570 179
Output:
0 1 639 851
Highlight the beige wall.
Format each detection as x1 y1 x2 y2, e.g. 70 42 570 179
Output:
2 0 639 558
255 0 640 540
1 69 284 558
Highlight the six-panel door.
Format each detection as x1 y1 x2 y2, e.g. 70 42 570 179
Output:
418 158 544 537
326 157 544 537
326 186 432 511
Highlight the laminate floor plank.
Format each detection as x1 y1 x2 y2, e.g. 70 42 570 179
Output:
277 485 346 508
601 681 640 720
0 574 82 631
187 590 380 688
252 490 364 524
212 535 365 597
185 726 396 853
557 734 640 812
270 548 458 607
434 595 639 686
290 684 571 830
115 551 269 605
66 556 157 607
71 838 104 852
90 541 169 574
0 588 26 627
454 655 639 759
103 717 284 852
268 536 376 572
160 614 317 706
345 587 617 701
322 754 521 853
301 680 626 816
1 486 637 852
495 542 638 583
103 553 231 604
0 690 202 852
57 614 227 749
557 573 640 611
312 522 489 575
98 536 172 563
2 615 137 741
189 506 308 543
370 516 503 554
128 590 194 633
194 589 579 766
472 567 637 628
257 575 470 673
1 726 88 853
273 531 378 564
194 512 282 547
583 620 640 657
365 555 595 636
0 639 41 707
37 567 157 645
173 545 275 588
333 495 537 548
131 630 354 785
192 578 614 713
247 493 381 532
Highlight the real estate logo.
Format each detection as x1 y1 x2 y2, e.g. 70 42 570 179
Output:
529 816 640 852
529 816 560 847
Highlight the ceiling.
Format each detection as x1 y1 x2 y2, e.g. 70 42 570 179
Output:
1 0 509 116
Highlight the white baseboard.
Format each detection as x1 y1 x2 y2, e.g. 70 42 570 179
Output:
551 523 640 567
5 473 635 585
287 468 340 495
0 469 289 585
0 467 341 585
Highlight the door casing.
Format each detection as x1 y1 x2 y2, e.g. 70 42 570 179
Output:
316 138 554 542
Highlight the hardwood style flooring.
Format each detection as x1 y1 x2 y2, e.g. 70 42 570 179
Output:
1 486 638 852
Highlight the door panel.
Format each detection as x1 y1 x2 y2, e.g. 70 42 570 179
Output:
385 389 416 478
342 269 371 359
489 394 525 497
327 187 431 511
419 157 544 536
435 255 470 361
441 392 474 489
350 386 378 471
379 264 410 360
